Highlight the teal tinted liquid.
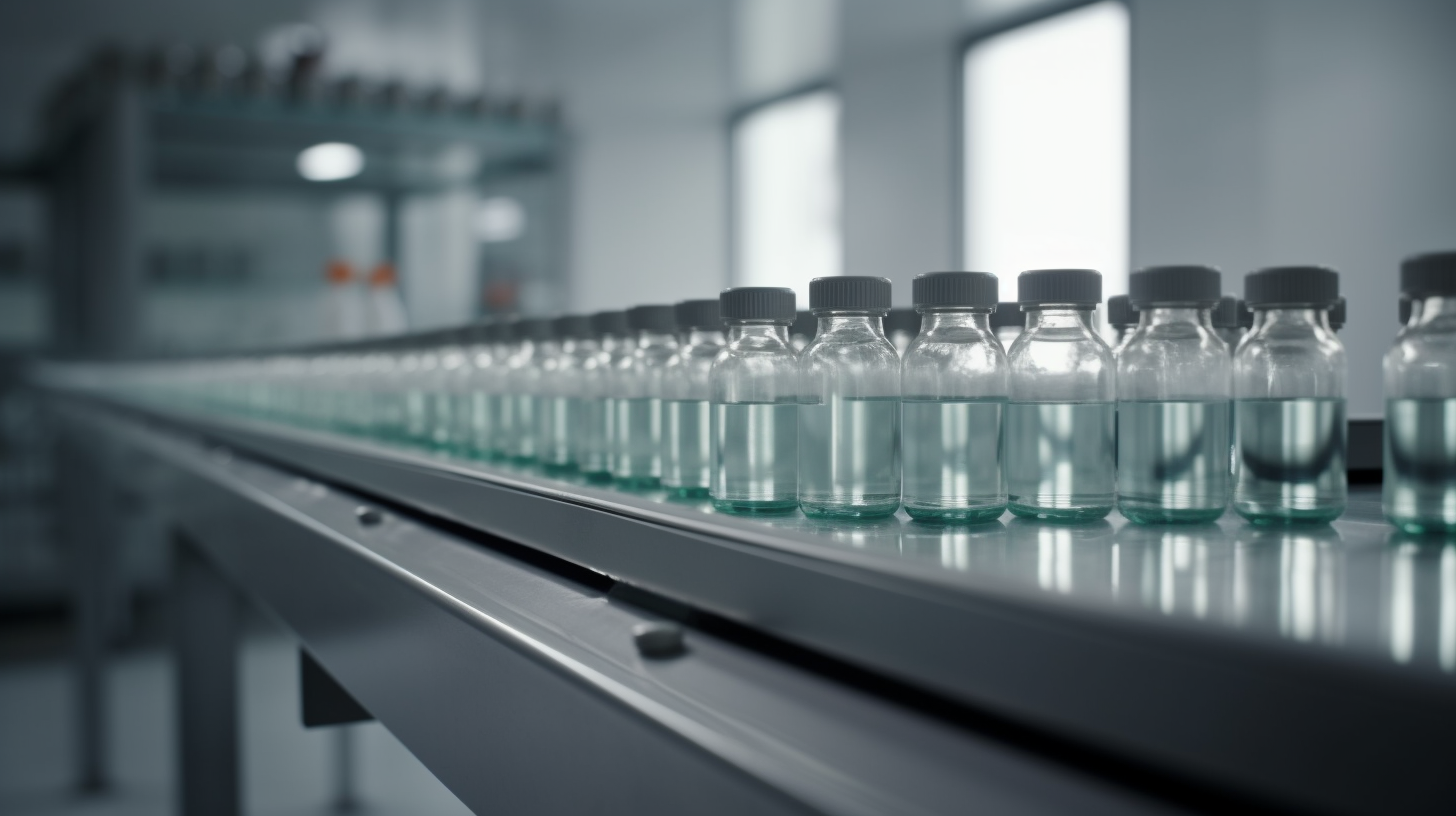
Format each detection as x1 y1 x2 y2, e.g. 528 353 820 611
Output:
1384 398 1456 533
485 393 513 459
506 394 537 462
536 396 578 471
662 399 711 497
901 398 1006 523
576 397 612 478
1116 400 1230 524
612 397 662 487
1233 398 1346 524
798 396 901 518
1006 401 1115 521
405 389 431 446
710 401 798 513
429 391 455 450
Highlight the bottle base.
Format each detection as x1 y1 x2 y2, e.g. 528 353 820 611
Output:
665 485 711 499
1119 503 1226 525
1234 502 1343 525
616 475 662 490
580 469 615 483
1008 501 1113 523
711 498 799 515
1387 515 1456 535
800 497 900 520
904 504 1005 524
539 461 579 476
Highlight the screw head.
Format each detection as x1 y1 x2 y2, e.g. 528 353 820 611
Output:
632 622 686 659
355 506 383 527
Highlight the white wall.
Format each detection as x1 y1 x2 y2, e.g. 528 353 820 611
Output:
555 1 732 312
839 0 963 303
1130 0 1456 417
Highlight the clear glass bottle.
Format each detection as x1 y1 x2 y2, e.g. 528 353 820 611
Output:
579 311 627 479
1233 266 1346 524
900 272 1007 523
430 328 467 451
799 276 901 519
1106 294 1137 354
613 305 678 488
538 315 594 472
1384 251 1456 533
505 318 552 463
1212 296 1242 354
451 321 497 460
482 321 517 459
711 287 800 513
990 301 1023 349
1006 268 1116 521
661 300 724 498
1116 265 1231 524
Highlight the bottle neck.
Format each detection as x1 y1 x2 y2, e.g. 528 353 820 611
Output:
1415 295 1456 325
726 322 792 344
684 328 726 347
1024 306 1095 331
1137 305 1213 329
815 311 887 338
1253 306 1332 333
920 309 992 333
636 329 677 349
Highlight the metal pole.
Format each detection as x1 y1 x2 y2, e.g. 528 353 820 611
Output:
331 726 359 812
174 534 240 816
61 422 110 793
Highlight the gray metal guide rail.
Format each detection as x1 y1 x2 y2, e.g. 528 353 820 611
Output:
53 392 1456 816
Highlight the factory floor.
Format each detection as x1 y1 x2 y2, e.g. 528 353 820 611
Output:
0 605 472 816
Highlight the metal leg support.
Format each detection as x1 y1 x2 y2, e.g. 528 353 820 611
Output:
173 534 240 816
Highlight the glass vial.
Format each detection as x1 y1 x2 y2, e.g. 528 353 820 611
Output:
900 272 1007 523
481 321 516 460
505 318 552 463
1233 266 1347 524
799 276 901 519
1006 268 1116 521
454 321 501 460
579 311 627 479
540 315 595 472
1117 265 1231 524
613 305 678 488
1384 251 1456 533
1106 294 1136 354
711 287 800 513
661 300 724 498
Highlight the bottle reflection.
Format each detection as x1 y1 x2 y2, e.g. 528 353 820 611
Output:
806 517 904 556
1384 534 1456 673
901 521 1008 573
1113 524 1232 619
1234 525 1345 645
1005 519 1115 598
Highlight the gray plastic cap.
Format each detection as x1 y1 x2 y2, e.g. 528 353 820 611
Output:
1244 266 1340 308
1128 265 1222 308
626 304 677 333
720 287 796 323
484 319 515 343
1018 269 1102 306
912 271 998 309
989 301 1023 329
675 299 723 329
1106 295 1136 328
809 276 891 313
1401 251 1456 298
1211 296 1240 329
590 310 629 337
516 317 556 341
554 314 594 340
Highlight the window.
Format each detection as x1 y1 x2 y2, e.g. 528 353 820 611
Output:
962 1 1129 296
732 90 841 302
